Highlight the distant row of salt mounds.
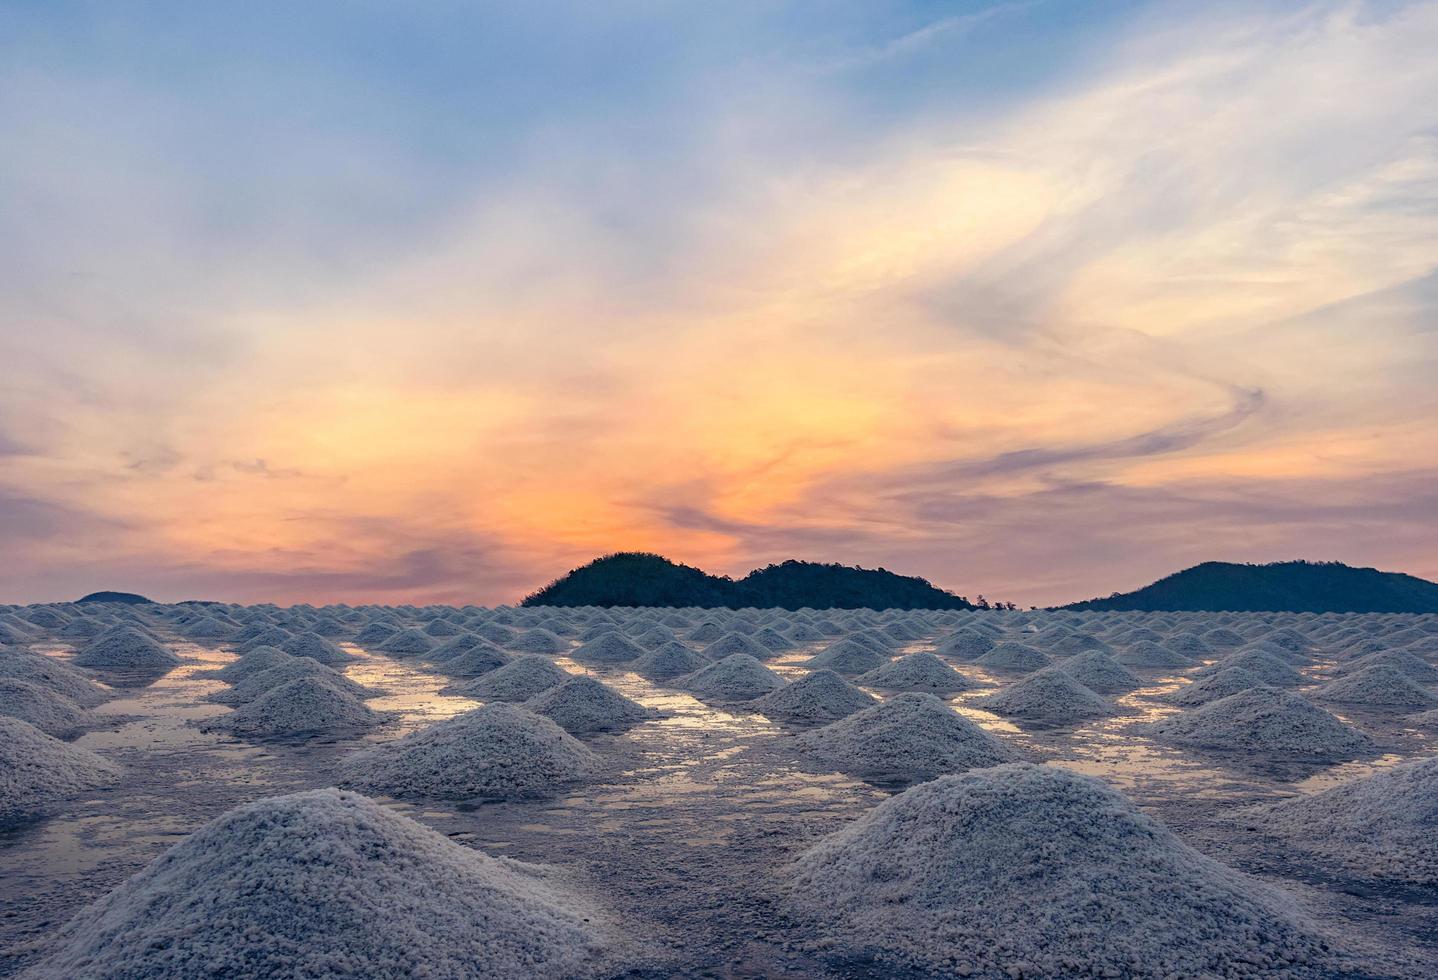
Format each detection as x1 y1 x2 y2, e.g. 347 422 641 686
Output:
786 763 1328 977
0 716 120 826
20 788 629 979
1144 688 1374 761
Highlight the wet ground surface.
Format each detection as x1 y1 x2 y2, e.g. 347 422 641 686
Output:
2 632 1436 978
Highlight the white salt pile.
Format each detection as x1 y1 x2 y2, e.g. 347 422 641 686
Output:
279 631 352 666
632 641 709 682
1336 649 1438 684
1313 664 1437 708
207 645 296 682
1057 650 1142 695
509 628 565 654
377 628 435 655
1199 650 1305 687
424 618 464 637
1164 666 1264 707
936 627 995 660
1203 626 1247 648
524 676 654 735
681 654 787 701
341 703 596 801
1114 640 1196 669
1163 632 1215 658
426 632 489 662
447 655 571 701
803 639 889 676
435 644 509 678
72 627 180 671
1144 688 1373 760
202 676 384 741
0 678 90 739
0 652 111 707
703 632 772 660
754 670 876 725
209 658 377 706
687 621 725 642
975 641 1049 672
571 631 645 664
236 627 294 653
1245 756 1438 885
1 716 121 825
854 652 971 693
753 626 794 651
354 622 398 645
794 693 1019 781
977 666 1116 726
785 763 1325 978
20 788 625 979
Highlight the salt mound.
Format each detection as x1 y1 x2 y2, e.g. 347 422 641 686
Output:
377 628 435 655
1114 640 1195 668
202 677 384 741
449 655 570 701
436 644 508 678
21 788 623 979
72 627 180 671
1057 650 1142 695
803 639 888 676
794 693 1019 781
1337 648 1438 684
978 667 1116 725
975 641 1048 672
687 621 725 642
279 631 352 666
1046 632 1111 657
1246 756 1438 885
754 670 876 725
1199 650 1304 687
632 641 708 682
1163 632 1214 658
0 652 111 707
355 622 398 645
1 716 121 825
236 627 293 653
1164 666 1264 707
0 679 90 739
424 618 464 637
936 627 994 660
426 632 490 662
341 703 596 800
210 659 376 706
208 645 296 682
681 654 786 701
1313 663 1437 708
1145 688 1373 760
786 763 1324 977
1203 626 1246 648
855 652 971 693
510 628 565 654
524 676 654 735
753 626 794 651
703 632 771 660
571 631 645 664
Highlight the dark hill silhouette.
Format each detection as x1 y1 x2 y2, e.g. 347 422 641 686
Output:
522 553 974 610
76 591 154 605
1063 560 1438 613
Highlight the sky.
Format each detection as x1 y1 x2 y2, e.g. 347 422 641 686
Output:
2 0 1437 608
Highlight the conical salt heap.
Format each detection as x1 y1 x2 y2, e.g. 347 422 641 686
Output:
632 641 708 682
208 645 296 683
754 670 876 725
0 652 111 707
785 763 1326 977
426 632 490 662
341 703 596 800
681 654 786 701
279 631 352 666
1114 640 1195 669
72 627 180 671
794 693 1019 781
1 716 121 825
977 666 1116 726
936 627 995 660
524 676 654 735
20 788 625 979
435 644 509 678
0 678 91 739
448 655 571 702
209 658 377 706
1145 688 1373 761
570 631 645 665
1164 666 1263 707
1335 649 1438 684
202 676 384 741
1057 650 1142 695
855 652 971 693
509 628 565 654
376 628 435 656
975 642 1049 672
1198 650 1304 687
803 639 889 676
703 632 772 660
1245 756 1438 886
1313 663 1437 708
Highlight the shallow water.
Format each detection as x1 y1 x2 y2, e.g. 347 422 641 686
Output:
2 627 1436 978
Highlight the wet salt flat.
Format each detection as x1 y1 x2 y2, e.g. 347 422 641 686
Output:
2 604 1437 978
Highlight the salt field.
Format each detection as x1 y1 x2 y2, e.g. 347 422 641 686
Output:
0 601 1435 978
